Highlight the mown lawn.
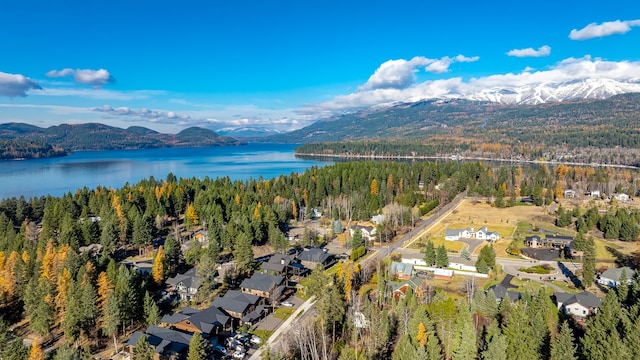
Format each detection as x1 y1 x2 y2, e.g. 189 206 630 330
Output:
273 307 295 320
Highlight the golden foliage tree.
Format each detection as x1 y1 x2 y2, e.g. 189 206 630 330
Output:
97 271 113 311
416 322 428 347
29 340 44 360
55 268 72 316
152 246 166 286
185 204 199 230
371 178 379 195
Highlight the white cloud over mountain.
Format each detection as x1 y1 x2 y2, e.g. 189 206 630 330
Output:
46 68 115 86
0 71 41 97
358 55 479 91
312 56 640 111
93 105 192 124
569 19 640 40
507 45 551 58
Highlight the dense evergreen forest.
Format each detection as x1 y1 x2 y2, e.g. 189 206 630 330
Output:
0 139 67 160
0 160 639 360
0 123 243 152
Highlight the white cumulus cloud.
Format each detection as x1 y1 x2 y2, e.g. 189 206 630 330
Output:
310 56 640 112
569 19 640 40
0 71 41 97
507 45 551 57
359 54 479 91
46 68 115 86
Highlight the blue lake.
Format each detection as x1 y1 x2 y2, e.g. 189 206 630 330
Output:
0 143 332 199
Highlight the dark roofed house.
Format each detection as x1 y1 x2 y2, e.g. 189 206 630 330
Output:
161 305 230 335
546 234 574 249
297 247 335 270
525 235 546 248
556 291 603 318
260 253 306 277
487 284 523 303
213 290 260 321
165 268 202 301
241 273 285 299
126 325 192 360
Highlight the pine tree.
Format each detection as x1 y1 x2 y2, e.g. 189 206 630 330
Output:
550 322 576 360
392 333 416 360
133 335 155 360
582 237 596 288
425 332 444 360
103 290 121 354
233 232 254 272
163 234 181 274
187 332 208 360
581 292 630 360
143 291 161 326
452 303 477 360
435 245 448 268
617 269 629 304
424 240 436 266
351 227 364 248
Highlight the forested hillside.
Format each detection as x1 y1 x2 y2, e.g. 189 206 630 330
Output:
0 139 67 160
0 123 243 152
278 94 640 166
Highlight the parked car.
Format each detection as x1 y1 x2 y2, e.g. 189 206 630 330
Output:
214 345 229 356
281 301 294 307
232 351 245 359
250 335 262 345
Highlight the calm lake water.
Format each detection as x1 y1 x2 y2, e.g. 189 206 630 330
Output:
0 143 332 200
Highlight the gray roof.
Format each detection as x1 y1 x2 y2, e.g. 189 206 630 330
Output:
127 325 192 355
187 305 230 332
166 267 202 289
445 229 461 237
241 273 284 293
600 266 635 282
260 254 293 273
390 261 414 275
488 284 522 302
160 305 229 333
213 290 259 315
556 291 603 308
297 248 333 265
242 305 267 323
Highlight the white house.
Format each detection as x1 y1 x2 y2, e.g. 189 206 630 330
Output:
564 190 576 198
448 256 477 272
613 193 630 202
371 214 386 225
445 227 474 241
350 225 376 242
597 266 635 288
556 291 602 318
586 190 600 198
476 227 500 241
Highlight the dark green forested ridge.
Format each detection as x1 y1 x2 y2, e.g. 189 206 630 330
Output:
0 139 67 160
0 122 243 152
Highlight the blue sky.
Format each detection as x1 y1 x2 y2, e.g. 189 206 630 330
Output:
1 0 640 133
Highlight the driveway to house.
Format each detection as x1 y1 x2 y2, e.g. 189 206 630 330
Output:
249 295 317 360
457 238 485 254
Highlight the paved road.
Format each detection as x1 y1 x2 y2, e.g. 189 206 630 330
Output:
249 296 317 360
249 192 469 358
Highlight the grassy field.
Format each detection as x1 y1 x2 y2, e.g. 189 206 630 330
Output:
250 329 274 345
273 307 295 320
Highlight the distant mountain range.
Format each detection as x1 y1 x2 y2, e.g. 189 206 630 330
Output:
0 123 243 155
460 78 640 105
216 126 285 138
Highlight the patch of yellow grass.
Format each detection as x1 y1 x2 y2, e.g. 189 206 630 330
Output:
410 237 465 252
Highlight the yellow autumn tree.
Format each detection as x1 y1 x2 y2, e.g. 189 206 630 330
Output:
292 200 298 220
416 322 428 347
370 179 379 195
152 246 166 286
97 271 113 311
185 204 199 230
55 268 72 315
0 251 19 300
41 239 57 282
29 340 44 360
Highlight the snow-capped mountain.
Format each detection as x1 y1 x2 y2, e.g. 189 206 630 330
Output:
216 126 286 138
461 78 640 105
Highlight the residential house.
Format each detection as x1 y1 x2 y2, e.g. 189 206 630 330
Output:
193 230 208 245
563 190 576 199
556 291 603 318
597 266 635 288
122 259 153 275
546 234 574 249
213 290 260 327
126 325 192 360
448 256 477 272
165 268 202 301
525 235 546 248
371 214 386 225
240 273 285 300
390 261 415 280
612 193 630 202
161 305 230 335
350 225 377 243
311 208 323 219
476 227 500 241
260 253 306 277
444 227 474 241
487 284 523 303
297 247 335 270
390 277 423 301
586 190 601 198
